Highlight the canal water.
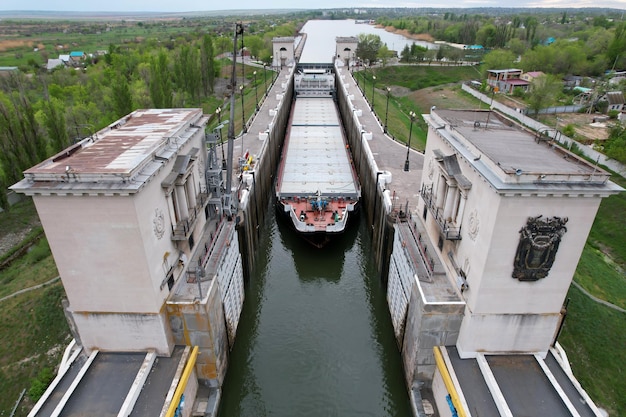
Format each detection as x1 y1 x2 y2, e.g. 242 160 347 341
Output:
299 19 435 63
217 205 412 417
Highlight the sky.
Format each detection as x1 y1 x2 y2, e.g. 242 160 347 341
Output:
0 0 625 12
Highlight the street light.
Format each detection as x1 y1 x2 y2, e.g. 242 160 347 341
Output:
404 111 416 172
384 87 391 133
263 64 268 97
371 75 376 110
253 70 259 111
215 120 229 170
240 85 246 133
216 106 222 125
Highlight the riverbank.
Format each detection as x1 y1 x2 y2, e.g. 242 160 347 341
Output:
377 25 435 43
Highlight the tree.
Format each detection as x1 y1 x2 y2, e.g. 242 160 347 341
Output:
377 44 394 67
527 74 561 116
481 50 516 75
174 45 200 102
149 51 172 108
42 97 69 153
476 23 497 48
507 38 527 56
244 35 264 60
524 17 538 45
356 34 382 65
214 36 232 55
400 45 411 63
200 34 216 96
111 72 133 118
607 22 626 71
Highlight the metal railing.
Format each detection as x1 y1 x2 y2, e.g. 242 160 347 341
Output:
420 184 462 241
171 191 209 241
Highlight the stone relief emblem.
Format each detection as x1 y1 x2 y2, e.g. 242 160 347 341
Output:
468 209 479 241
153 208 165 239
512 215 568 281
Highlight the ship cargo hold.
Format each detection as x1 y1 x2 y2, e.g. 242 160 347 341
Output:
275 68 360 248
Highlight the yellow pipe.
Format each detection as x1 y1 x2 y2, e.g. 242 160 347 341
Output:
433 346 467 417
165 346 199 417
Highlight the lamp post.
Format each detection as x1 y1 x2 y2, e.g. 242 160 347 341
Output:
404 111 416 172
384 87 391 133
240 85 246 133
215 107 225 167
263 64 268 97
253 70 259 111
371 75 376 110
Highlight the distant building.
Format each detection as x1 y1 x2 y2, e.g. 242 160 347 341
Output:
272 37 295 69
520 70 545 83
46 58 64 71
335 36 358 68
486 68 529 93
0 66 18 77
601 91 625 114
58 54 71 65
69 51 86 66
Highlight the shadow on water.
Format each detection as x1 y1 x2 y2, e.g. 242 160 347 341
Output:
274 203 358 283
218 200 411 417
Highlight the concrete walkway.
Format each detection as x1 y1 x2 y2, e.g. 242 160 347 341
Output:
571 281 626 314
340 66 425 211
0 276 60 304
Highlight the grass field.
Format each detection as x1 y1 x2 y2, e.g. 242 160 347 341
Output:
0 234 68 415
360 65 479 150
559 284 625 417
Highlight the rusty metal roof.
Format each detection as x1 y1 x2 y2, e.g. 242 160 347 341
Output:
13 109 207 194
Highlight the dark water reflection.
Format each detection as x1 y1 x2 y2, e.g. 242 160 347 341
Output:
217 206 411 417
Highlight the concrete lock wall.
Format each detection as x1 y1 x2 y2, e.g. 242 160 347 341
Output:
237 68 294 281
335 70 395 280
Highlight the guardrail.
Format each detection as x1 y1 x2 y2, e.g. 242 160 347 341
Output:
420 185 462 241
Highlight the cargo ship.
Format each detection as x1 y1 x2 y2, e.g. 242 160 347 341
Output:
275 69 360 248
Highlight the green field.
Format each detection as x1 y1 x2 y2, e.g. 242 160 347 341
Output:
0 200 68 415
0 20 213 68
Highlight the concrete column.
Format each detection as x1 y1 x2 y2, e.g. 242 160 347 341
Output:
186 175 197 209
455 194 467 224
443 184 458 221
175 185 189 221
436 175 447 209
166 192 177 225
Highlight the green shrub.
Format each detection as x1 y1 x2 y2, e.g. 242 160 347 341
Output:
26 238 51 264
608 109 619 119
28 367 54 401
512 87 525 98
563 124 576 137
